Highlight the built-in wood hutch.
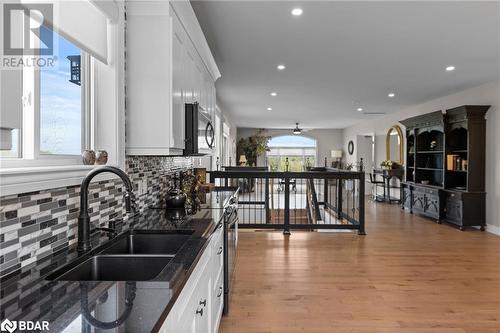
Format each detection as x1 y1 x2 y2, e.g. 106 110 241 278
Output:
401 105 489 230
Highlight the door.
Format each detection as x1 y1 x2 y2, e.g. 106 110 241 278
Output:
171 15 185 149
356 135 375 189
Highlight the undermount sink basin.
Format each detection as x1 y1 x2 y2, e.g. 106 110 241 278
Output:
100 232 193 255
47 255 174 281
46 230 195 281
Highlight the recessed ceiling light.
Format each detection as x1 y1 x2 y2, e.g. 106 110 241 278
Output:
388 93 395 98
267 107 272 111
357 107 364 112
270 92 277 96
277 64 286 71
446 65 456 71
291 8 303 16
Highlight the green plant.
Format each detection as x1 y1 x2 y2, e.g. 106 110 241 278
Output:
238 129 270 165
380 160 400 169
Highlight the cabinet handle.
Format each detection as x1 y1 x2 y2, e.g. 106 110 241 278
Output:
217 246 223 255
217 286 223 298
196 308 203 316
199 299 207 307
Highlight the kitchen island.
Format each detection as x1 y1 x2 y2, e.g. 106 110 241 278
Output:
0 188 237 333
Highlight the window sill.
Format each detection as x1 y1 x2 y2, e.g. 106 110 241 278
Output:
0 164 119 197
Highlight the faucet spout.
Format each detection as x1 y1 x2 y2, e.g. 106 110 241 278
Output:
77 166 136 253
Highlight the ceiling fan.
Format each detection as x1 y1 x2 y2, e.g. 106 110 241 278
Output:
292 123 302 135
363 111 387 115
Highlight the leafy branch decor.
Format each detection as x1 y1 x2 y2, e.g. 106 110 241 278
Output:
380 160 400 169
238 129 271 166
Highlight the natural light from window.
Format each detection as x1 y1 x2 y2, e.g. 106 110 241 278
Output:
267 135 317 171
40 26 82 155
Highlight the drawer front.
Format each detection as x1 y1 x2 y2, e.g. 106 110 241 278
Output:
446 191 462 200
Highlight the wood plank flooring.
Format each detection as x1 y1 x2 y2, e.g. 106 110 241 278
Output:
219 200 500 333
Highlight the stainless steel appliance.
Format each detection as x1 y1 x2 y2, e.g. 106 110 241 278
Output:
184 102 215 156
223 195 238 315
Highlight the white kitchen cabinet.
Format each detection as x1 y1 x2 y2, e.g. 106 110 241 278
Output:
125 2 183 155
160 225 224 333
126 0 220 156
171 15 186 152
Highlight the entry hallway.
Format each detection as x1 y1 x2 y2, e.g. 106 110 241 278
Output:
220 201 500 333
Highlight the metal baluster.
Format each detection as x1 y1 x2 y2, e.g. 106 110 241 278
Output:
358 173 366 235
284 176 290 235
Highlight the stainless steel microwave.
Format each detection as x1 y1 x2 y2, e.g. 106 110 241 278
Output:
184 102 215 156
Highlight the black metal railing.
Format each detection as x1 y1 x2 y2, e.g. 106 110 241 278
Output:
209 168 365 235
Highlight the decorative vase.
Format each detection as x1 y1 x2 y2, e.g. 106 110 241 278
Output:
95 150 108 165
82 150 96 165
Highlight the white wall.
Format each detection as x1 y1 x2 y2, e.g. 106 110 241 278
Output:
237 128 344 167
342 80 500 232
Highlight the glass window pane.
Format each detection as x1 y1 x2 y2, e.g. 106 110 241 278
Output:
0 129 20 158
268 135 316 147
40 27 82 155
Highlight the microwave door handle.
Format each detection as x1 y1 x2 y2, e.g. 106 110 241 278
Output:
205 122 215 148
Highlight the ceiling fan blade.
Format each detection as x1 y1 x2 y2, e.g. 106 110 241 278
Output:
363 112 387 115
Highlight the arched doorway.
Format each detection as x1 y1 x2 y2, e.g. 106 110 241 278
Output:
266 135 317 171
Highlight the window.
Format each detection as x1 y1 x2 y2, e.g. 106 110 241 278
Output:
267 136 317 171
0 2 123 196
1 26 92 167
40 27 84 155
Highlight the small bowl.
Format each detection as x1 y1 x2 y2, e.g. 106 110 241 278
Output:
421 180 430 185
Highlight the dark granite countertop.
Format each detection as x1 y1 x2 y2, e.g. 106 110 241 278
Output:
0 189 237 333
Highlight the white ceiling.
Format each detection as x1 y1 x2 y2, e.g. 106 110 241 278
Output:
191 1 500 129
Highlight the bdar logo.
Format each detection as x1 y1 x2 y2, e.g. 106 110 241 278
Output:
0 319 17 333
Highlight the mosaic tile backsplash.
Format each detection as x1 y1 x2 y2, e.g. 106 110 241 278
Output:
0 156 193 279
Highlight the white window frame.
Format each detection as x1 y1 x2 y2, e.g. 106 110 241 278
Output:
1 26 92 168
0 4 126 196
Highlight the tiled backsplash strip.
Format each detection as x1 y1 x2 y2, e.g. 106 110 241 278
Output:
0 156 193 279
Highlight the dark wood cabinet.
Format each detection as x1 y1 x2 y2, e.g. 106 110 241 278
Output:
402 187 412 210
403 184 443 221
401 105 489 230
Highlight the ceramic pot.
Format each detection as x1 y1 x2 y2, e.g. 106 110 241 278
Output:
95 150 108 165
82 150 96 165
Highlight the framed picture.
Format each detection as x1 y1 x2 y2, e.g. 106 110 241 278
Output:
348 140 354 155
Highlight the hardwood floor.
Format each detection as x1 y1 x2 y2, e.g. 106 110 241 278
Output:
219 200 500 333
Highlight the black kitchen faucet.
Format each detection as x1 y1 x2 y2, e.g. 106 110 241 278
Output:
77 166 136 252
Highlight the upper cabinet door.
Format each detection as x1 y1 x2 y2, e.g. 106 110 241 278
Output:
194 63 204 106
185 48 196 104
171 14 185 150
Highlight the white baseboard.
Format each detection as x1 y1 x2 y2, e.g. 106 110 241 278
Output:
485 224 500 236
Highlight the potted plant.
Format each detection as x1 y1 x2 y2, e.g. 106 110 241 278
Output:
380 160 393 170
238 129 271 166
380 160 400 170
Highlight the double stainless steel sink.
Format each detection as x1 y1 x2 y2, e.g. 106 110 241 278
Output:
47 231 194 282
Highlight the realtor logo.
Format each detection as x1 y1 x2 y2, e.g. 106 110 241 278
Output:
0 319 16 333
3 3 53 55
0 319 49 332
